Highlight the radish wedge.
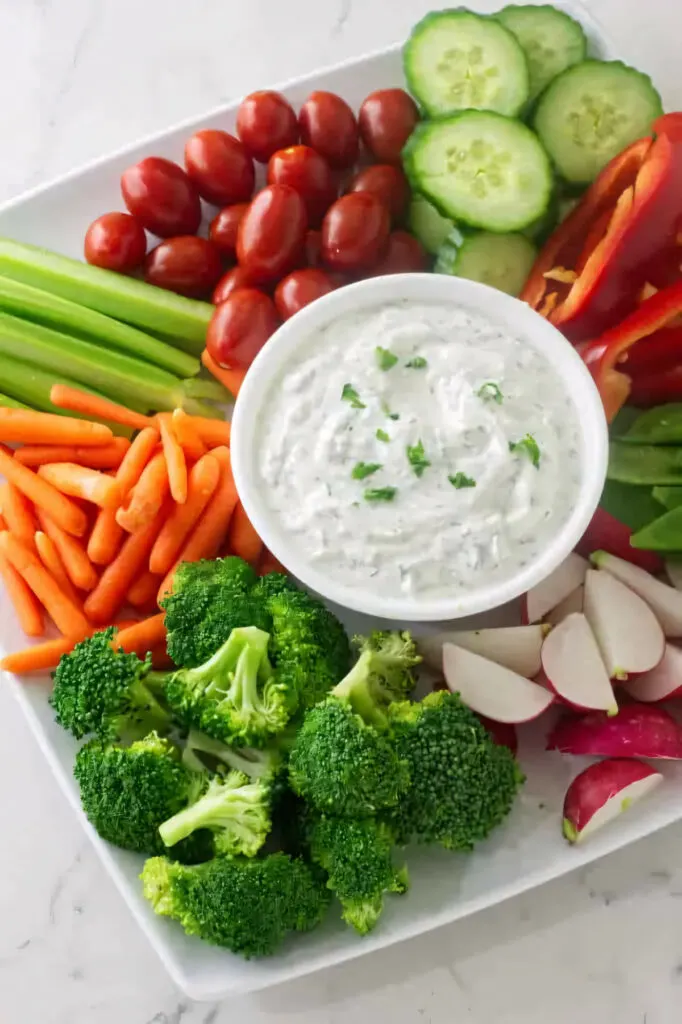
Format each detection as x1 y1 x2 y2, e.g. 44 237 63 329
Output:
475 714 518 754
666 560 682 591
622 644 682 703
541 612 617 713
544 584 584 625
547 703 682 759
420 625 546 677
522 553 588 624
583 568 664 678
442 643 554 724
563 759 663 844
592 550 682 638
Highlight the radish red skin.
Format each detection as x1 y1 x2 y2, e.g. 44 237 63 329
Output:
547 703 682 759
563 758 662 842
576 506 663 574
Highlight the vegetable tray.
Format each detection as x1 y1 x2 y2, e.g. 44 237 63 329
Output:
2 2 676 1001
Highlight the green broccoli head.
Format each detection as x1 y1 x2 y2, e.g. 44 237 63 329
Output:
51 629 171 742
288 698 409 818
74 732 210 862
163 626 290 747
141 853 330 957
307 814 408 935
162 557 269 667
351 630 421 707
387 690 525 850
159 769 272 858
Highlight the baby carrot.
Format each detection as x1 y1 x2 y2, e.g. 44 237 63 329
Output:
157 447 237 603
15 438 130 470
36 509 99 591
37 463 122 510
0 532 90 636
226 501 263 566
87 426 159 564
116 452 169 534
50 384 152 431
0 407 113 446
0 445 87 537
258 548 287 576
126 569 163 611
159 414 187 504
201 349 246 399
0 550 44 637
171 408 207 460
148 453 220 575
190 414 231 448
85 508 166 624
34 531 83 608
0 633 88 674
0 482 38 549
115 613 166 656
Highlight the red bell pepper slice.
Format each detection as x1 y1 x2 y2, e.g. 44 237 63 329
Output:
629 366 682 406
575 506 663 574
619 324 682 375
519 136 652 311
553 126 682 341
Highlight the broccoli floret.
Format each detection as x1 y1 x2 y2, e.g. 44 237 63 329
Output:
51 629 171 742
353 630 420 703
159 770 272 857
387 690 525 850
163 557 269 667
163 626 290 747
141 853 330 957
288 631 417 817
182 728 284 780
307 814 408 935
74 733 210 862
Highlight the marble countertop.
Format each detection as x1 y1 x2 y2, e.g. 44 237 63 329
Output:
2 0 682 1021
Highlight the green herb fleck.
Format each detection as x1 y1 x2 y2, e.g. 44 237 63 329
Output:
477 382 503 404
509 434 541 469
351 462 382 480
449 472 476 489
341 383 365 409
376 428 390 443
381 399 400 421
364 487 397 503
375 346 398 371
405 356 427 369
406 439 431 478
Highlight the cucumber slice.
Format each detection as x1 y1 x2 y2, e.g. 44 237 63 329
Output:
404 10 530 118
496 4 587 102
435 228 537 297
408 195 454 255
521 191 558 243
403 111 553 232
534 60 663 185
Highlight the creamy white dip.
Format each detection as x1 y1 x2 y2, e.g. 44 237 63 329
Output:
257 301 581 600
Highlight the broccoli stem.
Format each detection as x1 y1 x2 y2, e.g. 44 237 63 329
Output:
332 650 387 727
159 773 269 853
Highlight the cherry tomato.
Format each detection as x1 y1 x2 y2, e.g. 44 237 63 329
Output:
236 91 298 163
304 229 323 268
121 157 201 237
206 289 280 368
274 268 335 320
212 265 260 304
298 91 359 169
209 203 250 260
358 89 420 164
144 236 223 297
322 192 389 272
184 130 254 206
84 212 147 272
237 184 307 284
371 231 429 275
267 146 336 227
349 164 410 225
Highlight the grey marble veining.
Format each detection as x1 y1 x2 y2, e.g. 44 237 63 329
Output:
2 0 682 1021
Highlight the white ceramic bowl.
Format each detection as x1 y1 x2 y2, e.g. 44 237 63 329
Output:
231 273 608 622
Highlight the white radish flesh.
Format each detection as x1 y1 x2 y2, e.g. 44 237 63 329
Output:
622 643 682 703
541 612 617 712
442 643 554 724
583 568 665 678
523 552 589 624
544 585 584 625
592 550 682 638
547 703 682 759
666 559 682 591
563 759 663 843
420 625 546 677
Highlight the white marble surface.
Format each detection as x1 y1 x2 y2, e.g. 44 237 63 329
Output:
2 0 682 1021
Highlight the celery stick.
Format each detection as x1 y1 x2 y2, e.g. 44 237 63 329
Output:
0 238 212 355
0 311 192 413
0 392 29 410
0 275 199 378
181 377 229 402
